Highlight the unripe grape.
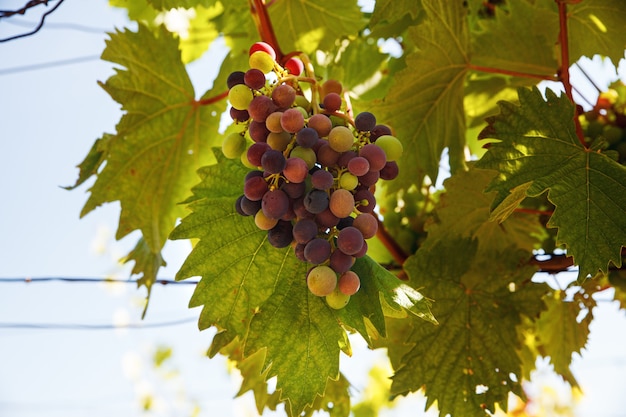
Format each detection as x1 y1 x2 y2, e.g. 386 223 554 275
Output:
249 41 276 60
307 265 337 296
228 84 254 110
255 209 278 230
284 57 304 75
249 51 275 73
339 172 358 190
328 126 354 152
375 135 403 161
290 146 316 169
222 132 247 159
325 287 350 309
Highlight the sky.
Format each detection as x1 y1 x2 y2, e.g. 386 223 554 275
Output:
0 1 625 417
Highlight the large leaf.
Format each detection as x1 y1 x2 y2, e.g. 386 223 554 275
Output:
77 25 224 295
477 86 626 279
394 238 548 417
371 0 469 189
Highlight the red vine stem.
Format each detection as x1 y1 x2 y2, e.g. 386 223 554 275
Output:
375 216 409 266
556 0 586 146
195 90 229 107
468 64 558 82
248 0 284 62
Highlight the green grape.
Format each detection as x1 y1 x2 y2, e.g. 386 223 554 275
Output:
325 286 350 309
603 125 624 144
328 126 354 152
249 51 275 73
267 131 292 151
228 84 254 110
290 146 317 169
338 172 358 190
294 95 311 112
222 132 247 159
307 265 337 296
375 135 403 161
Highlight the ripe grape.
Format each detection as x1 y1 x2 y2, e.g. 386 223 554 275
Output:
244 175 268 201
262 189 289 219
354 189 376 213
248 95 277 123
293 218 318 244
329 189 355 218
328 126 354 152
380 161 399 180
337 271 360 296
304 238 331 264
246 142 270 166
283 157 308 183
308 114 333 137
336 226 364 255
248 120 270 143
354 111 376 131
370 124 392 141
323 93 342 112
321 79 342 96
375 135 403 161
315 208 340 228
222 132 247 159
329 250 354 274
296 127 319 148
325 287 350 309
281 108 305 133
281 181 305 199
268 220 293 248
230 107 249 122
261 149 286 174
359 143 386 171
227 71 245 88
307 265 337 297
228 84 253 110
311 169 334 190
235 195 247 216
347 156 370 176
304 189 329 214
316 143 340 166
272 84 296 108
244 68 266 90
352 213 378 239
358 170 380 187
240 195 261 216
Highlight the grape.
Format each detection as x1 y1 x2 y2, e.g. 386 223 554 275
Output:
284 57 304 75
336 216 354 230
354 189 376 213
321 79 342 96
261 149 286 174
244 175 268 201
249 51 275 73
370 124 392 141
358 170 380 187
244 68 266 90
240 195 261 216
338 172 358 190
375 135 403 161
336 226 364 256
354 239 368 258
265 112 284 133
304 238 331 264
337 271 360 296
245 169 264 182
295 95 311 112
230 107 249 122
379 161 399 180
296 127 319 148
227 71 245 89
308 114 333 137
328 126 354 152
352 213 378 239
281 181 306 199
249 41 276 60
323 93 342 112
329 250 354 274
337 150 357 168
267 131 291 151
347 156 370 176
248 95 277 123
304 189 329 214
228 84 254 110
329 189 355 218
311 169 334 190
294 243 307 262
272 84 297 109
290 146 316 169
354 111 376 131
262 189 289 219
293 218 318 244
325 287 350 309
246 142 270 166
268 220 293 248
283 157 308 183
255 209 278 230
317 143 340 166
235 195 247 216
293 196 315 220
359 143 386 171
281 108 305 133
248 120 270 143
222 132 247 159
307 265 337 296
315 208 340 228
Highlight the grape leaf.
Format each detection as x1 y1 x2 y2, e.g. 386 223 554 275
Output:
121 237 166 317
269 0 365 55
393 238 548 417
370 0 469 189
146 0 212 9
535 291 593 387
64 134 113 190
476 86 626 279
470 0 557 77
368 0 423 38
79 25 224 278
568 0 626 66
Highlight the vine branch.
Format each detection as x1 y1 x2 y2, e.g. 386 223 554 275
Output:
248 0 284 62
0 0 65 42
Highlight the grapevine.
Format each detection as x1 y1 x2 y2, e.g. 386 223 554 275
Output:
224 42 403 308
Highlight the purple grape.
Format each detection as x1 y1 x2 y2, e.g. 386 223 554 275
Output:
248 120 270 143
230 107 249 122
347 156 370 176
281 181 306 199
247 142 270 166
292 218 318 244
227 71 245 88
304 238 331 264
296 127 319 148
354 111 376 131
248 95 277 123
268 220 294 248
272 84 296 108
358 170 380 187
359 144 386 171
370 124 392 141
240 195 262 216
354 189 376 213
244 175 268 201
317 143 340 166
329 250 355 274
262 189 289 219
311 169 334 190
380 161 399 180
336 226 364 256
261 149 286 174
303 189 329 214
315 208 340 228
244 68 266 90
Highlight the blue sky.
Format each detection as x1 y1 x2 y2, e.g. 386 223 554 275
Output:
1 2 626 417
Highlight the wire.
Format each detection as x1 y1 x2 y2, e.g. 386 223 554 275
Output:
0 54 102 76
3 17 110 34
0 277 199 285
0 316 198 330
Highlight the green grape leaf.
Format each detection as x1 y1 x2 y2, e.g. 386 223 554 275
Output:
65 133 113 190
426 167 544 254
121 237 166 317
368 0 423 38
568 0 626 66
81 25 224 261
146 0 212 9
470 0 557 77
371 0 469 189
393 238 548 417
110 0 159 23
535 291 593 387
476 86 626 279
269 0 364 55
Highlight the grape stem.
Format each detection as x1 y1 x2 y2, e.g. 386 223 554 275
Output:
194 90 229 107
468 64 558 82
375 214 409 266
249 0 284 62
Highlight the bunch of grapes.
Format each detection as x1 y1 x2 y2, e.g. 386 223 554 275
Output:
579 81 626 164
222 42 403 309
